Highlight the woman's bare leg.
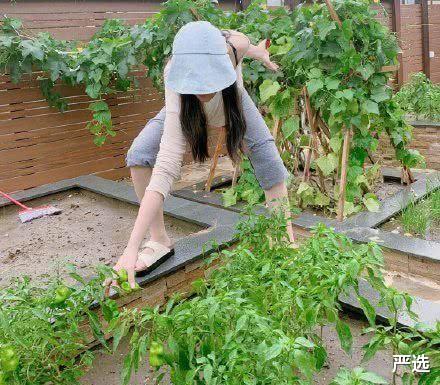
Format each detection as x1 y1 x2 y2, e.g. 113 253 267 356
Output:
264 181 295 243
130 166 172 248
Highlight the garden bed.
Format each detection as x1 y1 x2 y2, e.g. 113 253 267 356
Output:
0 189 202 287
1 174 439 385
379 188 440 242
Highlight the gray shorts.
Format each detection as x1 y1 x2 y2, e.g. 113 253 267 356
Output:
126 87 289 191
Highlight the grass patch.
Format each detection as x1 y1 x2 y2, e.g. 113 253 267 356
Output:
400 189 440 237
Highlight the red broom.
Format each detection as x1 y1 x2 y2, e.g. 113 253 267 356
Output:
0 189 62 223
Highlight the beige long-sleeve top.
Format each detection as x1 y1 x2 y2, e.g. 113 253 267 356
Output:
145 35 249 199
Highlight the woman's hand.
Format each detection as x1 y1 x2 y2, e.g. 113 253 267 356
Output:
256 39 279 72
104 247 138 292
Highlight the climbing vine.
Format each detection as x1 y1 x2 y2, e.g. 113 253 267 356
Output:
0 0 424 215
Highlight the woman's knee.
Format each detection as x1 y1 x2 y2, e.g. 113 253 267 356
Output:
126 135 157 168
126 109 165 168
248 139 289 191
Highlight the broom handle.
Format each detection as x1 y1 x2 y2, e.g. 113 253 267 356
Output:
0 190 30 210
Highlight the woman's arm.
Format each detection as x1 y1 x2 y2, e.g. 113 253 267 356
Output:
109 62 186 289
226 30 279 71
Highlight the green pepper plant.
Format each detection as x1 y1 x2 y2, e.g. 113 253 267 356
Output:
113 207 438 385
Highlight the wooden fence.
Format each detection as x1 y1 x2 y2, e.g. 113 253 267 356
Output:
0 1 438 193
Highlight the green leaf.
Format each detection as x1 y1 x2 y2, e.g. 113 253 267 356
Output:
329 137 342 153
336 89 354 101
358 63 375 80
343 201 361 217
21 40 44 61
363 193 380 212
317 19 337 40
336 319 353 354
358 296 376 326
89 101 109 112
281 116 299 139
326 78 340 90
294 337 315 348
203 364 213 385
314 345 327 370
315 153 338 176
259 79 281 103
314 192 330 207
86 83 101 99
293 349 315 379
266 343 283 360
371 86 390 103
306 78 324 96
358 371 388 384
347 258 360 279
222 188 237 207
363 100 380 115
297 182 313 197
309 68 322 78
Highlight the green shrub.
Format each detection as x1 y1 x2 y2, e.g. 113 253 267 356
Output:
395 72 440 122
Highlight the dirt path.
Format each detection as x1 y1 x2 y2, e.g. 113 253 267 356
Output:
0 189 201 286
81 315 394 385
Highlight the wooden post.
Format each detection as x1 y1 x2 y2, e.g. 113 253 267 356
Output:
205 128 226 192
421 0 431 79
324 0 342 27
232 163 240 187
392 0 403 89
337 128 351 221
272 117 282 142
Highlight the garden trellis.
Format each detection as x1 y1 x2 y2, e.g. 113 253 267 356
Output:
0 0 424 218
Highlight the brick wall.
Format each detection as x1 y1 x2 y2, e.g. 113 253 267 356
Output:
378 122 440 170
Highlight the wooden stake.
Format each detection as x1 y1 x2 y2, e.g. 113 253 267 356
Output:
205 128 226 192
272 117 282 142
324 0 342 27
232 162 240 187
337 127 351 221
401 165 415 185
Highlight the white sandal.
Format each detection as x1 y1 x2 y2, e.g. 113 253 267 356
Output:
135 240 175 276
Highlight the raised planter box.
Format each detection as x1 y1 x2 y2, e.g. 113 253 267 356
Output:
1 172 439 331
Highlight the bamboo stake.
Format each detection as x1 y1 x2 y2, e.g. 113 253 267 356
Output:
302 88 326 191
205 128 226 192
302 147 313 182
232 163 240 187
272 117 282 142
324 0 342 27
337 127 351 221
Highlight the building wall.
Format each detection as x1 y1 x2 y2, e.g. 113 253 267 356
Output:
378 123 440 170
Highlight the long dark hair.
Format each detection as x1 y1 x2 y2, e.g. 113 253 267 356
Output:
180 82 247 163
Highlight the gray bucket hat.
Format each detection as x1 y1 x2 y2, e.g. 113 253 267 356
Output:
165 21 237 95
